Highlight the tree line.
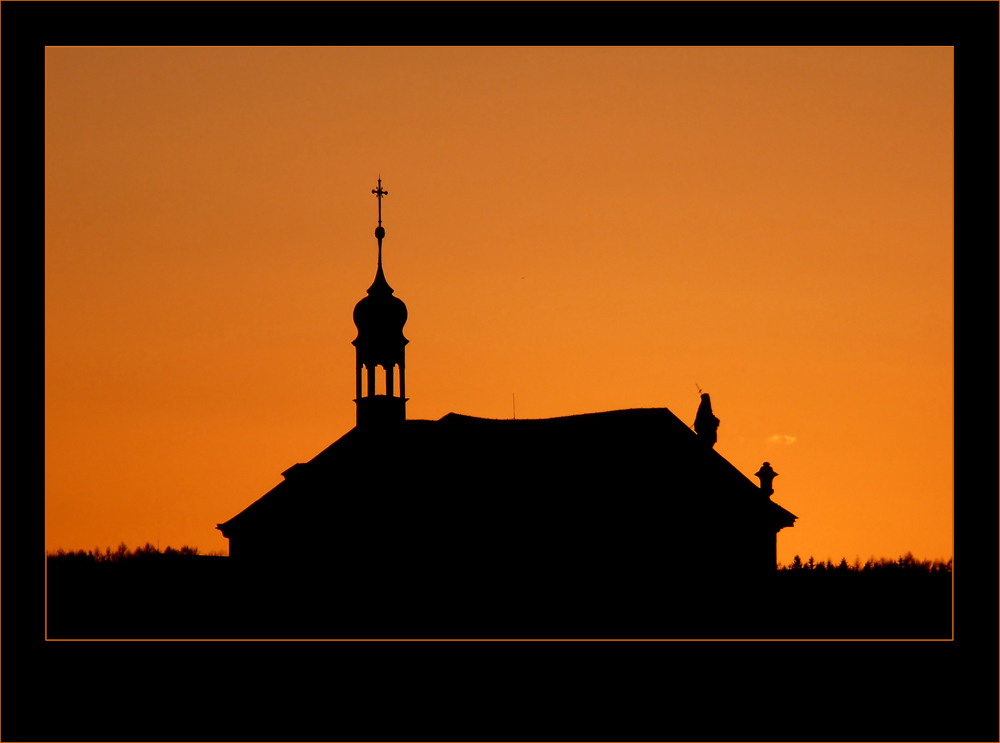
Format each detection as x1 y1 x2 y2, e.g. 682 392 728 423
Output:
46 542 225 563
779 551 952 573
47 542 952 576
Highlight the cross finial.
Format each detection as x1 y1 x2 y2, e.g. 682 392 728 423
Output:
372 177 388 226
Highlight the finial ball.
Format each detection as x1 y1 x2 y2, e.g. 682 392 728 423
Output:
375 225 385 240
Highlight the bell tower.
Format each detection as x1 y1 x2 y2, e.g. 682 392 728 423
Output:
352 178 408 428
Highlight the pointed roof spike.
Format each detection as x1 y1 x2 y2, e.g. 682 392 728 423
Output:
372 177 388 267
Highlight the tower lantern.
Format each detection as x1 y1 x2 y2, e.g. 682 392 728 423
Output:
352 178 408 427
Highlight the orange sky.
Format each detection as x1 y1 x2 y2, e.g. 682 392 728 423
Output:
45 47 953 566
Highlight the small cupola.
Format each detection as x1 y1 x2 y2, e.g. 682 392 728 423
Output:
352 178 408 427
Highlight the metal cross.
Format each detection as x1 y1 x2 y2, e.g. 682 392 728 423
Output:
372 178 388 225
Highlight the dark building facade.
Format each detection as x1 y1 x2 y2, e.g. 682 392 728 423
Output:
217 181 797 603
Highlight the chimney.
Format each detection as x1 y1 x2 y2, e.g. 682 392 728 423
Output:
755 461 777 496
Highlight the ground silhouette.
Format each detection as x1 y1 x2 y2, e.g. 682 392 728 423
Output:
46 545 951 639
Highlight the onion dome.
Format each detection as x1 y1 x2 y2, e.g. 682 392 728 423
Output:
353 262 408 349
352 211 408 364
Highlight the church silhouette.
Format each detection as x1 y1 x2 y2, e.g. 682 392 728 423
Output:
217 179 797 620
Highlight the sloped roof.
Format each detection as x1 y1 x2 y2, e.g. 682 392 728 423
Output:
217 407 797 539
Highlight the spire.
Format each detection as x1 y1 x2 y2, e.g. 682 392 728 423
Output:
367 177 393 296
372 176 388 269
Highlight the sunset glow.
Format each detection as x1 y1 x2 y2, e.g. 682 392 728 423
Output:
45 47 953 567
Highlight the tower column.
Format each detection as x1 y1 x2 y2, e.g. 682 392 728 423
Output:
367 364 376 398
386 364 394 397
399 363 405 401
356 357 363 401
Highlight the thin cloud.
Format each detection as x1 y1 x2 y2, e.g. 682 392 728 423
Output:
766 434 797 445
